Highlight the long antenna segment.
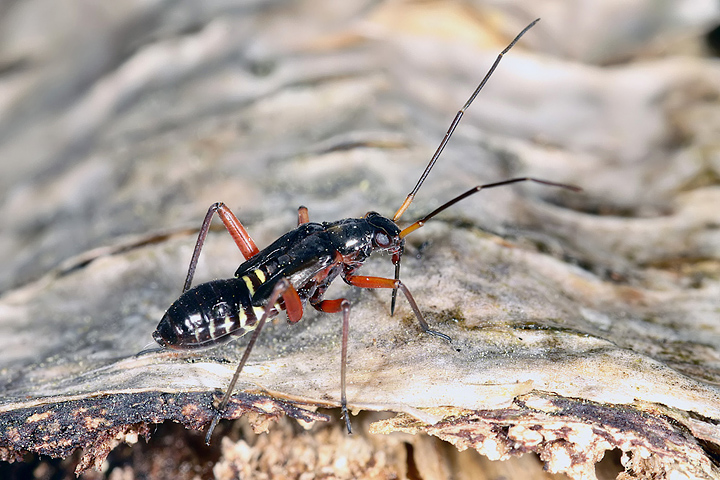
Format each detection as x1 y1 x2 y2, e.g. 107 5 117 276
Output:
392 18 541 222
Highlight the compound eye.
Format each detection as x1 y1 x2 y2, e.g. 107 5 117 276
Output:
374 231 391 247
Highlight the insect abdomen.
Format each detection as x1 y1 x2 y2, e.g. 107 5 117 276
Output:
154 277 265 350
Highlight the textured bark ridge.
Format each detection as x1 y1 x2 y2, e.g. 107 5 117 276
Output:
370 395 719 479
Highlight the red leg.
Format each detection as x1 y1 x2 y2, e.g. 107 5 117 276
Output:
345 275 451 342
282 282 304 324
313 298 345 313
313 298 353 433
183 202 260 293
297 206 310 225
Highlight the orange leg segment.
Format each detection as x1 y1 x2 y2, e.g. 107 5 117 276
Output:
313 298 346 313
297 206 310 225
215 203 260 259
183 202 259 293
282 282 304 323
345 275 451 342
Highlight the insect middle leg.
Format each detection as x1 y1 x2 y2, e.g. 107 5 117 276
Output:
311 298 353 433
183 202 260 293
311 276 451 434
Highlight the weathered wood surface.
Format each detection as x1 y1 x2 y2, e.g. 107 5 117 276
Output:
1 1 719 478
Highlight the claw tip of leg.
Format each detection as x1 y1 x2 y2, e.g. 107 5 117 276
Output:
205 415 221 445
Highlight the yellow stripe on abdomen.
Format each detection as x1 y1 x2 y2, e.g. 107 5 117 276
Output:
254 269 266 283
242 275 255 294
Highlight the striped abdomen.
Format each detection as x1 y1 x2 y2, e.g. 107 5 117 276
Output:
153 275 273 350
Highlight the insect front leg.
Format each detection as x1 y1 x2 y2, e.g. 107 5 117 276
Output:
183 202 260 293
345 275 451 342
311 298 352 434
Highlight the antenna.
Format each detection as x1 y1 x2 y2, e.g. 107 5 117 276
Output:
388 19 581 315
392 18 541 223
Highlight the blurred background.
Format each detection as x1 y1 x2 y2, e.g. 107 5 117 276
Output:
1 0 720 478
1 0 719 293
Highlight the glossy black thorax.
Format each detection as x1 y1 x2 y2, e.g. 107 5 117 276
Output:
236 212 403 298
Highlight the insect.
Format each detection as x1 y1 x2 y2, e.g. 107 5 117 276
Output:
150 18 580 444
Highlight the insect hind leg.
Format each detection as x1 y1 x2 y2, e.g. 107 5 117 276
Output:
183 202 260 293
297 206 310 225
